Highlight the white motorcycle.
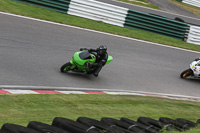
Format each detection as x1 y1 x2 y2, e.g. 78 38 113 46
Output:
180 60 200 79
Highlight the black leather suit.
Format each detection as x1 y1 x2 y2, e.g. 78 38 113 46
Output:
80 48 108 76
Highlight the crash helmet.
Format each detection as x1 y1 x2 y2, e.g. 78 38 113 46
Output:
97 45 107 55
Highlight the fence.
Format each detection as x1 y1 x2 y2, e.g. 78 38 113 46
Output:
14 0 71 14
14 0 190 41
68 0 128 27
124 9 189 40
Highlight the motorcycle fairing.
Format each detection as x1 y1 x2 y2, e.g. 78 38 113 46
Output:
69 51 96 72
190 60 200 77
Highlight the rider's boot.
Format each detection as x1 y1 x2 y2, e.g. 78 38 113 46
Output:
93 72 98 77
93 65 102 77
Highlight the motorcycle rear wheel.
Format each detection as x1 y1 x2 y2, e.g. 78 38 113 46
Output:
60 62 72 72
180 69 193 78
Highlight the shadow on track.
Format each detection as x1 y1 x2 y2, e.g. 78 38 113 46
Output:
180 78 200 83
60 71 100 81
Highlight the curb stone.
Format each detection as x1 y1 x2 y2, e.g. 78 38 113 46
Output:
0 89 200 102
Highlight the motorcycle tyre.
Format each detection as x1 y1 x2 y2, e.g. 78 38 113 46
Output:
180 69 193 78
60 62 72 73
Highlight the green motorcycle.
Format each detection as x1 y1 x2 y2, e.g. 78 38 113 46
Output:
60 50 113 76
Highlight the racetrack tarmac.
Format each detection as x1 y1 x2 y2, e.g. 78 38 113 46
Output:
0 13 200 97
147 0 198 18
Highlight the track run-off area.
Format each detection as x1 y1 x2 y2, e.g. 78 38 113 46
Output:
0 12 200 98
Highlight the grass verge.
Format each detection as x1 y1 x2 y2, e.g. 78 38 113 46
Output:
0 94 200 132
0 0 200 52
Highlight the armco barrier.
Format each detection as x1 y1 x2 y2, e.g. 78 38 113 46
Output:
14 0 71 13
14 0 128 27
187 25 200 45
0 117 199 132
68 0 128 27
124 9 189 40
14 0 189 41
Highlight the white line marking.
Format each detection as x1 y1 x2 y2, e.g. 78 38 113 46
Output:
0 11 200 54
1 85 200 99
58 91 87 94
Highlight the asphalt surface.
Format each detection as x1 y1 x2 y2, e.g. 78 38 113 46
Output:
147 0 198 17
0 13 200 97
97 0 200 26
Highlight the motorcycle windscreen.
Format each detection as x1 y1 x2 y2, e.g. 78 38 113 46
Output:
106 56 113 65
73 51 95 66
79 50 92 60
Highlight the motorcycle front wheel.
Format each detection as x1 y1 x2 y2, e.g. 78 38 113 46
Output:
180 69 193 78
60 62 72 72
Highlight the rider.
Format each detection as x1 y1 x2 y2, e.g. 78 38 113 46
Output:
80 45 108 77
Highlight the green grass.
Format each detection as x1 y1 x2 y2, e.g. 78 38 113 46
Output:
1 0 200 52
117 0 159 9
0 94 200 132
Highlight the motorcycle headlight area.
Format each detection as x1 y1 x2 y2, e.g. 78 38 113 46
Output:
194 66 200 76
195 62 200 71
